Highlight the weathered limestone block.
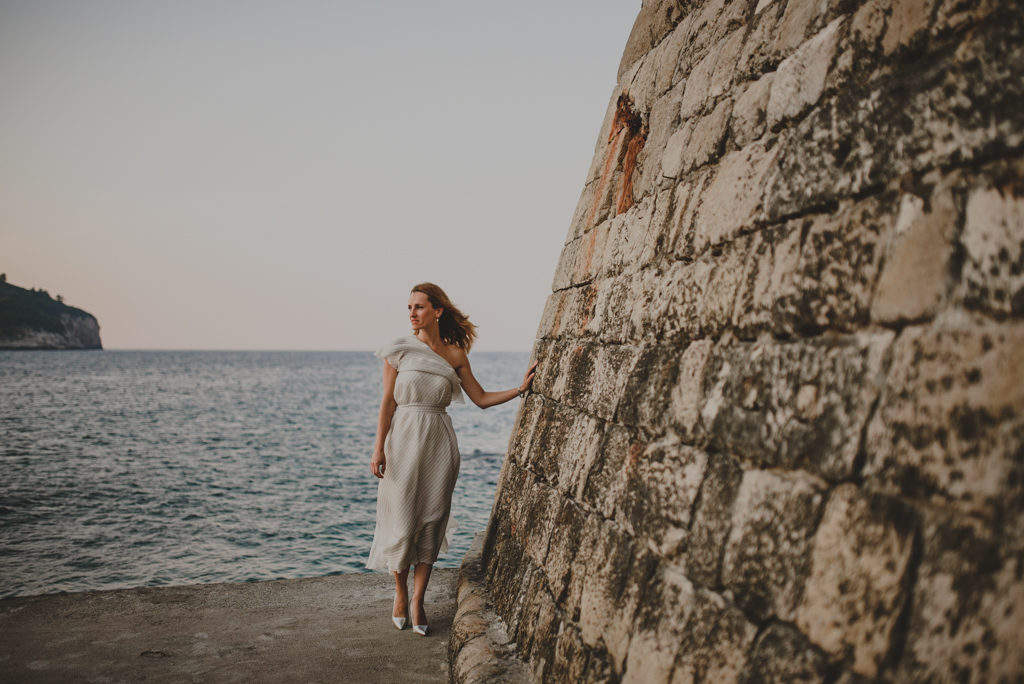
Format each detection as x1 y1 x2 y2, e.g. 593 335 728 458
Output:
534 291 564 340
647 80 689 187
505 393 544 468
557 511 607 623
881 0 938 55
616 344 682 432
616 338 712 445
703 333 893 481
541 498 586 608
662 122 696 180
527 339 559 396
517 571 559 675
569 93 649 237
571 224 610 288
960 176 1024 315
580 424 635 519
720 469 827 622
450 534 531 684
617 0 687 80
667 170 707 259
545 341 596 407
599 195 659 277
691 139 781 252
570 515 656 674
794 484 917 678
707 28 747 102
659 237 751 342
584 344 641 420
681 97 732 172
485 527 530 633
562 285 600 339
679 39 722 121
766 7 1024 220
622 564 697 684
783 193 894 332
731 194 895 338
566 180 598 246
669 339 715 445
617 440 708 558
585 273 637 344
731 222 802 337
515 398 563 487
730 73 773 147
772 0 839 58
872 185 958 323
669 588 758 684
588 267 665 343
766 17 845 129
549 623 588 683
673 0 751 85
893 506 1024 683
864 322 1024 516
551 237 582 291
932 0 1001 38
735 0 787 79
740 623 829 684
678 23 746 122
849 0 887 53
535 286 593 341
524 401 604 500
519 480 561 570
686 451 744 588
552 408 604 499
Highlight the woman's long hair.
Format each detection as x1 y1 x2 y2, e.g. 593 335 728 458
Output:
412 282 477 352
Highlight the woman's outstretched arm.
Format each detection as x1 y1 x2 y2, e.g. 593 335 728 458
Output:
455 351 537 409
369 360 398 478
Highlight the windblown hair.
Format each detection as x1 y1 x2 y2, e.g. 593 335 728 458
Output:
412 282 477 352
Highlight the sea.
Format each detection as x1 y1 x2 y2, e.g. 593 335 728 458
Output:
0 349 528 599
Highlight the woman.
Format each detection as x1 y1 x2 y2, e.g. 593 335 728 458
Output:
367 282 537 636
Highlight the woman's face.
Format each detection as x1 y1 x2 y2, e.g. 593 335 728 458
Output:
408 291 441 331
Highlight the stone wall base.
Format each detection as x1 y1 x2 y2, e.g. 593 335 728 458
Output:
448 532 531 684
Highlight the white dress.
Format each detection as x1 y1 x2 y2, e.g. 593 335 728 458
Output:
366 335 463 572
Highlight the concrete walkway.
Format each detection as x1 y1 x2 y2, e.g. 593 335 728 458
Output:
0 569 458 683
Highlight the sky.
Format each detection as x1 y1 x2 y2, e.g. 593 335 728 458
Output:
0 1 640 351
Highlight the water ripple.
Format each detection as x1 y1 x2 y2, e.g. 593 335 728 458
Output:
0 349 526 598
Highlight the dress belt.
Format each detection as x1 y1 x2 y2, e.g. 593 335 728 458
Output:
396 402 447 414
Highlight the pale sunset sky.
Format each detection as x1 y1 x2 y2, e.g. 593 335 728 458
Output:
0 1 640 351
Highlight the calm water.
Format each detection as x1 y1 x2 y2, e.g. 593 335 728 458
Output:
0 349 527 599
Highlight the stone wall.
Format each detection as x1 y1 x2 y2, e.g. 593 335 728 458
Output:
482 0 1023 681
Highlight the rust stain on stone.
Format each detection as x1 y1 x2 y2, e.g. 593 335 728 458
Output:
580 228 599 278
616 129 646 215
577 285 599 334
628 441 646 470
587 124 628 229
586 93 647 229
550 292 567 337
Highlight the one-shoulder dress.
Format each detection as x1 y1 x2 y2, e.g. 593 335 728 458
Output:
366 335 463 572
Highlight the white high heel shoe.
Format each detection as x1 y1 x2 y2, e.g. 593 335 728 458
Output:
411 604 428 636
392 616 406 630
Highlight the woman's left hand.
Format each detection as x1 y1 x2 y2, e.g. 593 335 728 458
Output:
520 360 538 394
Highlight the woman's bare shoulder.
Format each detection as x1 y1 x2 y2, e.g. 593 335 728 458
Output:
445 344 469 371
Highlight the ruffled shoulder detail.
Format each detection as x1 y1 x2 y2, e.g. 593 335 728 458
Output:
374 335 465 404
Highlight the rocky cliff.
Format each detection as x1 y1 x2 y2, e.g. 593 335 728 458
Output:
0 279 102 350
476 0 1024 681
